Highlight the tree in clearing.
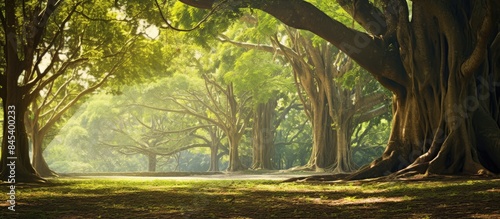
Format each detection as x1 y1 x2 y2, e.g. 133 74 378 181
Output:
180 0 500 178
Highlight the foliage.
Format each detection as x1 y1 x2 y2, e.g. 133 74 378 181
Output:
169 0 242 47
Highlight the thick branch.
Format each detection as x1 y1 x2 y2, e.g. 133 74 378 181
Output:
461 1 496 78
40 72 113 135
34 2 81 74
155 0 225 32
155 143 211 156
354 92 387 113
28 57 88 97
157 125 214 135
336 0 387 35
355 104 389 124
131 104 226 131
180 0 408 92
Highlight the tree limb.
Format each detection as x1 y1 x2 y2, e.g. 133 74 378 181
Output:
354 92 387 113
130 103 225 130
180 0 408 93
336 0 387 35
155 143 211 156
355 104 389 124
41 72 113 135
461 0 496 78
157 125 214 135
155 0 226 31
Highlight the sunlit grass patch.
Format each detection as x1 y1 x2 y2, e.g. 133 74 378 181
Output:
1 177 499 218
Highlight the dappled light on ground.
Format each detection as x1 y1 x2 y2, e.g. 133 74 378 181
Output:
1 177 499 218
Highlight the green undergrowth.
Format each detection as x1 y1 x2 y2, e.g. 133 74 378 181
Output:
1 178 499 218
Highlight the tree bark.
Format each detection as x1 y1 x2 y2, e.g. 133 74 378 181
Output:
148 153 157 172
0 0 44 182
26 97 58 177
31 132 58 177
227 133 246 171
208 128 221 172
305 100 337 171
208 142 220 172
251 100 277 170
1 0 62 182
281 31 378 173
350 1 500 179
1 97 44 182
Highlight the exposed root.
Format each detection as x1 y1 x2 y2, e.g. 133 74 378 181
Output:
346 152 401 180
39 170 59 178
286 165 316 172
282 173 351 183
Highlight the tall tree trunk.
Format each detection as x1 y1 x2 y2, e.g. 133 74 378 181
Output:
332 117 356 173
1 97 44 182
0 0 46 183
32 132 58 177
27 99 58 177
208 142 220 172
306 100 336 172
217 26 381 173
225 83 248 172
148 153 157 172
207 126 223 172
227 134 246 171
251 100 277 170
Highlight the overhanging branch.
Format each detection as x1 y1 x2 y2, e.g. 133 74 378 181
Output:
461 0 496 78
337 0 387 35
180 0 408 93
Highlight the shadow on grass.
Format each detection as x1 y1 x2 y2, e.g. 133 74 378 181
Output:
0 179 499 218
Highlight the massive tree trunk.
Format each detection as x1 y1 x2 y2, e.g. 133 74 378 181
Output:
1 0 63 182
181 0 500 178
305 101 337 171
351 1 500 178
280 31 384 173
251 100 277 170
1 95 44 182
0 0 45 182
225 83 248 172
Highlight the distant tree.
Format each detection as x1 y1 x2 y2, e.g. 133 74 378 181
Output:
273 103 312 169
351 118 391 167
190 125 226 172
100 112 211 172
155 74 252 171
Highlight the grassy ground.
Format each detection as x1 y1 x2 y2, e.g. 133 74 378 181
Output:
1 176 499 218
